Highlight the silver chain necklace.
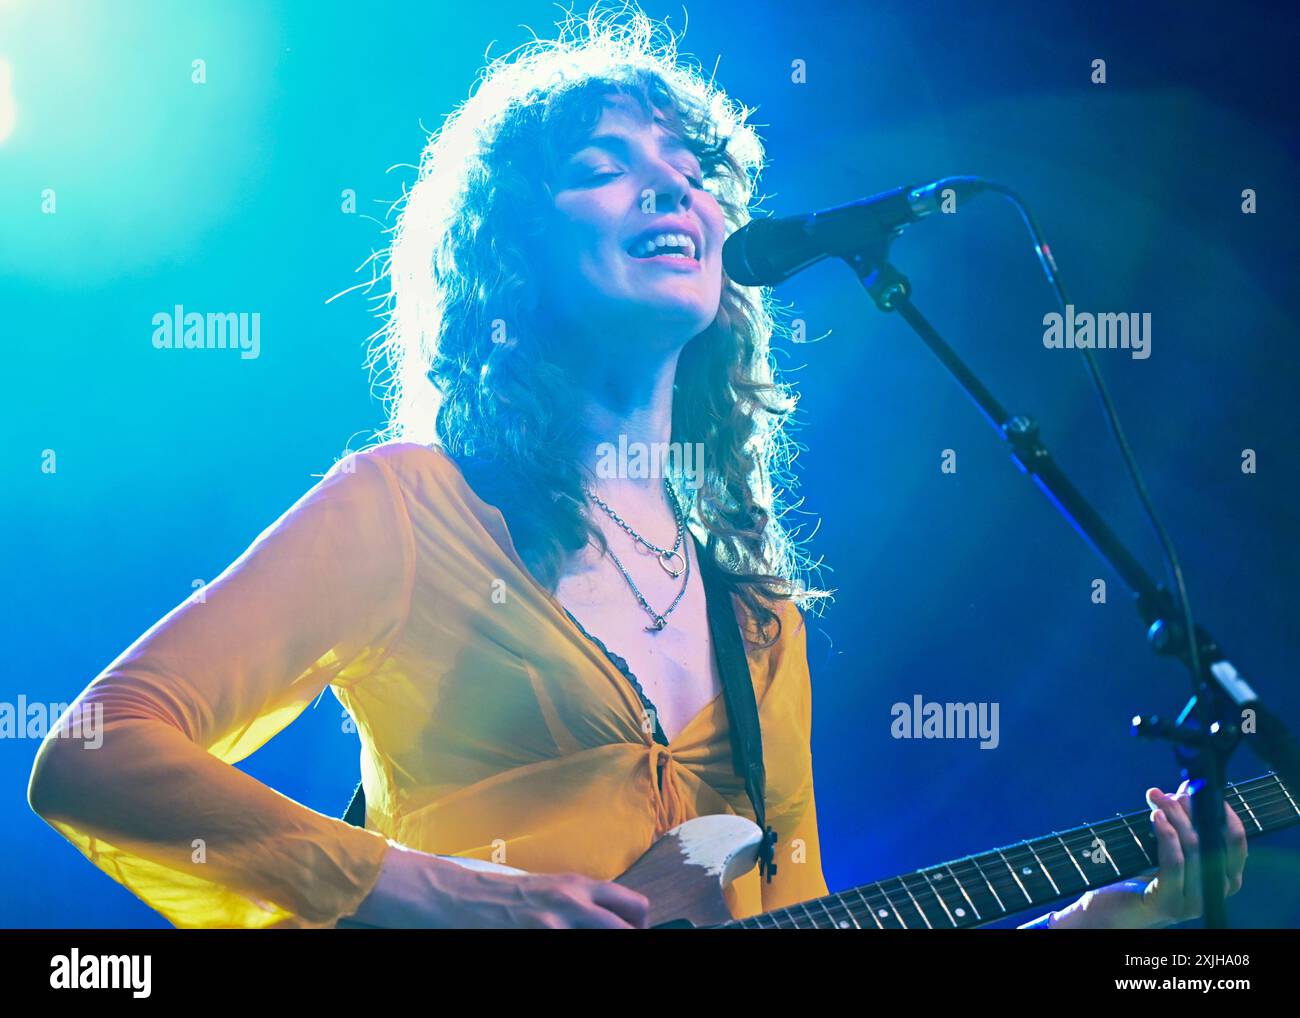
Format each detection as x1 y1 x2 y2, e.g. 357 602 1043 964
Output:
584 477 690 632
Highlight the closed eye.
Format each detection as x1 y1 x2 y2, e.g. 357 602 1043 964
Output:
673 165 705 188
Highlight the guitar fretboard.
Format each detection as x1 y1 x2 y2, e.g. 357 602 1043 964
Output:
721 772 1298 929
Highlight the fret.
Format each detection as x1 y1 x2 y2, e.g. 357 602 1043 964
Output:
899 872 954 927
876 880 921 928
1001 843 1052 902
852 888 884 929
1055 832 1093 886
1116 811 1154 866
866 882 908 928
1085 825 1122 877
894 876 935 929
1111 828 1158 872
813 899 839 929
814 895 847 929
943 863 984 924
1229 785 1262 832
828 891 862 929
1022 839 1064 897
998 845 1047 904
915 868 964 926
967 855 1008 914
794 900 825 929
1237 776 1297 830
1236 776 1299 832
1271 773 1300 817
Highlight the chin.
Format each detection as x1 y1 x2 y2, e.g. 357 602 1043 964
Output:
632 292 717 331
643 307 716 344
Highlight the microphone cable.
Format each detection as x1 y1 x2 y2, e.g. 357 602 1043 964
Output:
973 177 1203 693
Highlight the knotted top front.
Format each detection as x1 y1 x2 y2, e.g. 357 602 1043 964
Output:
647 742 689 834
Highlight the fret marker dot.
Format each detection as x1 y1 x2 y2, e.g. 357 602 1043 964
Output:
954 907 966 918
838 920 852 928
878 908 889 918
1022 866 1033 875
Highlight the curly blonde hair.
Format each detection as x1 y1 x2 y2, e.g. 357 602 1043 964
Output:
362 3 825 643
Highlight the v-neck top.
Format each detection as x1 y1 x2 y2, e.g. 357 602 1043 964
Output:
559 606 672 748
28 441 830 928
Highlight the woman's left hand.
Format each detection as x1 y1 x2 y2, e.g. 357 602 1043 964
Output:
1046 780 1249 929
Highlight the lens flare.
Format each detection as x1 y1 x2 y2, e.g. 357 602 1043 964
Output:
0 60 15 143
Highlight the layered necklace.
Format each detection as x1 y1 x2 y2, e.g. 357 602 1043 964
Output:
584 477 690 632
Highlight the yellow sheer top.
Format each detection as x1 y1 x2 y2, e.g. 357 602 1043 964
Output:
29 441 830 928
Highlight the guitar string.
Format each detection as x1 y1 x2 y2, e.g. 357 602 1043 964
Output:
748 790 1290 933
733 780 1300 930
786 790 1299 930
729 778 1296 929
918 780 1296 881
864 783 1295 906
749 790 1298 930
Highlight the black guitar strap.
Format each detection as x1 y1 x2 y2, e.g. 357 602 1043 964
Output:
693 532 777 883
343 533 777 883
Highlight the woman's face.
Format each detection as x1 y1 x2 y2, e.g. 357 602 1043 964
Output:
538 94 726 354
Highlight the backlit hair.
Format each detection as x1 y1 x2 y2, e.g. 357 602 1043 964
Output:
362 2 827 642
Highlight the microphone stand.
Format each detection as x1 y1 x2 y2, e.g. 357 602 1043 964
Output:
841 230 1300 929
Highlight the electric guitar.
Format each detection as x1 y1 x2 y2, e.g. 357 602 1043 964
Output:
338 771 1297 928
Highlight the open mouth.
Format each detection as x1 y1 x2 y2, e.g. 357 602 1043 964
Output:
625 231 700 262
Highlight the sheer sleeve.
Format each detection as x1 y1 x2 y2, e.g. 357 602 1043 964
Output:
26 449 415 928
760 602 832 913
761 776 832 913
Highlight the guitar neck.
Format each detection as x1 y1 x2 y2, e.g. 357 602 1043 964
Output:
722 772 1300 929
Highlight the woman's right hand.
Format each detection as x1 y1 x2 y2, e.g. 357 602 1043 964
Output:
342 840 651 929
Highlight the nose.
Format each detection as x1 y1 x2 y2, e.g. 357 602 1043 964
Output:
646 158 692 213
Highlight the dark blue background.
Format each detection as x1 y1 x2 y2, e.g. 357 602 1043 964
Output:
3 0 1297 927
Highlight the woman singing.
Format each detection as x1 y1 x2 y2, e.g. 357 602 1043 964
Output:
27 7 1246 929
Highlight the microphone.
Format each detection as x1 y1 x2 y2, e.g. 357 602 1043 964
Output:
722 176 992 286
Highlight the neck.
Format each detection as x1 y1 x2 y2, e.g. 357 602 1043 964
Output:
571 347 683 495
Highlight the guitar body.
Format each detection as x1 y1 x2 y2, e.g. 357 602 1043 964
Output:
614 814 764 928
336 814 763 929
